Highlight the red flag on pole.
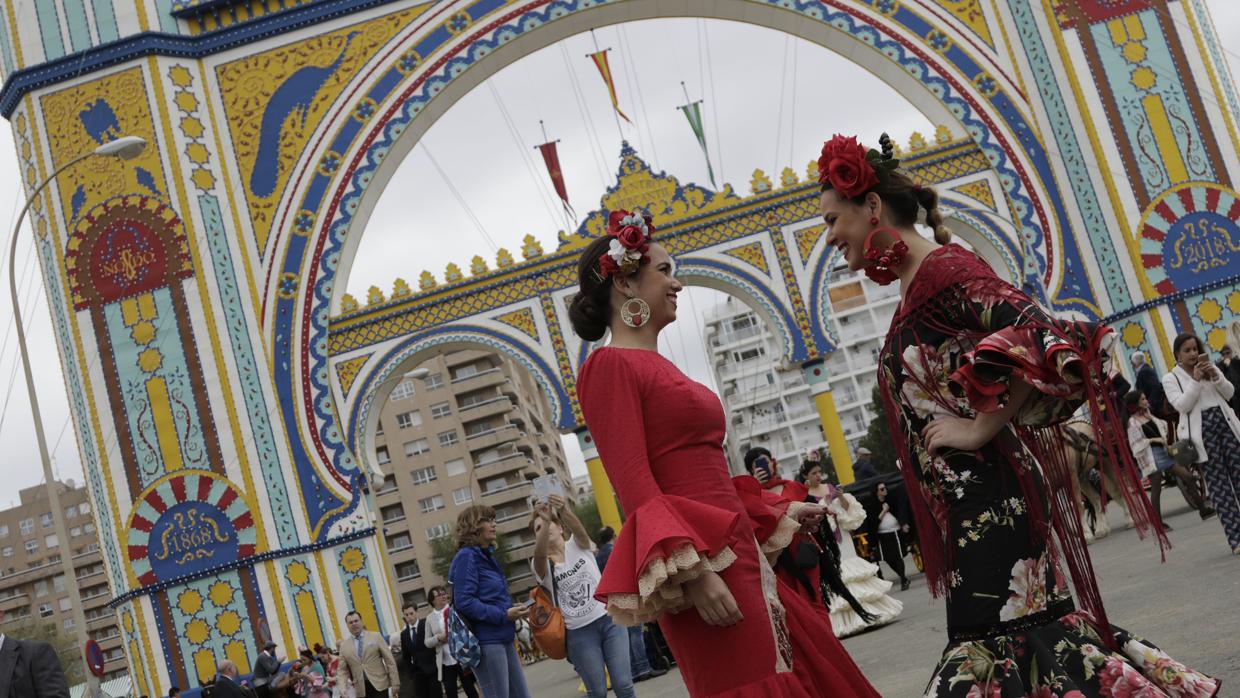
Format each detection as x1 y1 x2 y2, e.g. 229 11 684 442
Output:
537 140 575 219
587 49 632 124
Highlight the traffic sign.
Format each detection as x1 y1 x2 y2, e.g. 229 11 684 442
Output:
85 639 105 678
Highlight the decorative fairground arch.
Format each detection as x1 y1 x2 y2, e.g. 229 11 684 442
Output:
333 134 1020 531
3 0 1238 691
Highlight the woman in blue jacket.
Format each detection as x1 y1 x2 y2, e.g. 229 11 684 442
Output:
448 504 532 698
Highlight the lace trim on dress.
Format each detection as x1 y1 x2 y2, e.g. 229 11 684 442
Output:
604 544 738 626
757 539 794 674
761 502 809 556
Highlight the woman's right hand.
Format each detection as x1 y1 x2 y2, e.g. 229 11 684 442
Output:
685 570 743 627
506 605 530 621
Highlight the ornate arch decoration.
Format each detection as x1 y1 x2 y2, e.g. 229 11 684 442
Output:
260 0 1102 538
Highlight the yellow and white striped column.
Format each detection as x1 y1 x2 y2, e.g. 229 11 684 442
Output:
802 360 855 485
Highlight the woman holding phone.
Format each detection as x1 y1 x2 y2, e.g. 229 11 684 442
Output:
1162 332 1240 553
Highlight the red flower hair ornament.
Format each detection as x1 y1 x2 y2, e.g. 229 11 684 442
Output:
597 210 654 279
817 133 900 199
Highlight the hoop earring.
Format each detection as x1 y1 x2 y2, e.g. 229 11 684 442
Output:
861 227 908 286
620 297 651 328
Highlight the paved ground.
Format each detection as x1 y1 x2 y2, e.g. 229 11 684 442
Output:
521 490 1238 696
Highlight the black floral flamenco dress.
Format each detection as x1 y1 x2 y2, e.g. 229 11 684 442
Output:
878 245 1218 697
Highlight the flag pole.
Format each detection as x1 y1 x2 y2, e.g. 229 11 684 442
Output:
535 120 576 232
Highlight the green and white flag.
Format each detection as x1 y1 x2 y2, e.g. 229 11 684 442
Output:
678 100 716 189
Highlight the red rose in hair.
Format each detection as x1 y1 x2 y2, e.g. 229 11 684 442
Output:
818 135 878 199
598 254 620 277
616 226 647 251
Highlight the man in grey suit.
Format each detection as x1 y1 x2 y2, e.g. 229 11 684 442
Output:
0 607 70 698
212 659 257 698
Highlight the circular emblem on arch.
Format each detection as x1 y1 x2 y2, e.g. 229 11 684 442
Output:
65 194 192 311
126 472 257 586
1139 183 1240 294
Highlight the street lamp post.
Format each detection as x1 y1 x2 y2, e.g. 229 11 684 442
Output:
9 136 146 694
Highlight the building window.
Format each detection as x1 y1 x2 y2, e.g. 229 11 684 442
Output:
40 513 54 529
79 503 90 516
35 580 48 597
465 421 493 438
1 547 10 558
734 346 765 362
390 380 416 401
39 604 53 618
64 619 74 631
25 540 38 555
66 506 77 520
0 525 6 538
453 364 479 381
386 533 412 552
84 523 94 534
424 373 444 390
44 535 58 549
426 523 452 540
452 487 473 506
376 421 385 436
19 518 34 535
380 504 406 524
396 411 422 429
430 402 452 419
395 560 421 581
70 527 81 538
411 466 437 485
402 590 428 609
376 447 391 465
59 597 72 611
445 458 467 477
375 475 398 495
438 430 459 447
418 495 445 514
404 439 430 457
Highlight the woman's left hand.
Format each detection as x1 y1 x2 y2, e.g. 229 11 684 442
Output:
922 416 989 454
794 503 827 533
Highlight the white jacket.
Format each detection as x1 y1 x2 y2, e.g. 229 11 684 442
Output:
424 604 455 680
1161 365 1240 463
1126 414 1167 477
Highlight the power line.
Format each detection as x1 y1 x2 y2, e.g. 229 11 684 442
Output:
486 81 564 231
618 24 661 170
558 41 612 187
701 22 726 187
420 142 498 253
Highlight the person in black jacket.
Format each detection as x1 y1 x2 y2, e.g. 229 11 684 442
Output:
398 603 442 698
863 482 912 591
1217 345 1240 414
1132 351 1173 420
212 660 257 698
0 609 70 698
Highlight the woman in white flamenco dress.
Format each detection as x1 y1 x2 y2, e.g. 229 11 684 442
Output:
799 456 904 637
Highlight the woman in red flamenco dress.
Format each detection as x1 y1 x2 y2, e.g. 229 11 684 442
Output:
569 210 879 697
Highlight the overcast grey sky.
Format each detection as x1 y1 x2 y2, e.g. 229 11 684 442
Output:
0 6 1237 503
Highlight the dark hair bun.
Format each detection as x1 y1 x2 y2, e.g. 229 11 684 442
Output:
569 292 608 342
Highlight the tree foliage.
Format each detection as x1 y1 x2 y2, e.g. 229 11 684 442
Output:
4 617 85 684
572 497 604 542
858 385 900 474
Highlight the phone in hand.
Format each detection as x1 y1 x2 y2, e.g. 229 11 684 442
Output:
520 598 537 609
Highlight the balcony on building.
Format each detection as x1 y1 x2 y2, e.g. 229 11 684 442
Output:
465 422 522 452
458 394 514 422
443 349 494 369
480 478 533 505
450 366 508 394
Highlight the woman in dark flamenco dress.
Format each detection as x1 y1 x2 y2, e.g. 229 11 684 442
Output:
569 211 879 697
816 133 1219 697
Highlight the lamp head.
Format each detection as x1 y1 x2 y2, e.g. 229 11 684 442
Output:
93 136 146 160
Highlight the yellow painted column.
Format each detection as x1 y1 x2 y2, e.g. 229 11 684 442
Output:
802 361 855 484
576 430 623 531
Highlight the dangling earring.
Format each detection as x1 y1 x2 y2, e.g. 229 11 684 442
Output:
620 297 651 328
861 223 909 286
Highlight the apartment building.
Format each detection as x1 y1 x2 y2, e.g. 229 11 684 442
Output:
705 259 899 480
0 481 126 681
371 349 573 607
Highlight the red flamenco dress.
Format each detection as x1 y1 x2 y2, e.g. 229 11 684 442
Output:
578 346 878 698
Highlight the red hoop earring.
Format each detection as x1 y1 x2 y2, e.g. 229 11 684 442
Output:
862 228 908 286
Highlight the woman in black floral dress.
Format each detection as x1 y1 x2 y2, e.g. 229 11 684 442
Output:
815 133 1219 697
